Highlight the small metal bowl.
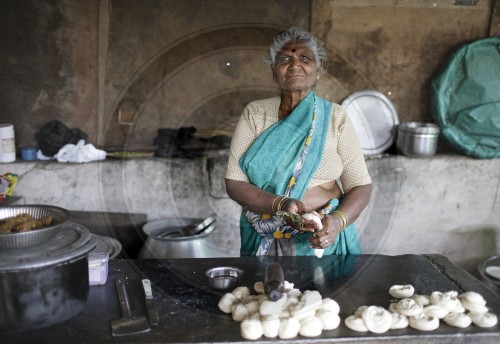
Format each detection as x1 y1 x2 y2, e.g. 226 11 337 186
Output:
205 266 244 291
0 205 71 249
478 255 500 288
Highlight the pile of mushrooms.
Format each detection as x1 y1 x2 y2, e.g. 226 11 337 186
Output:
218 281 341 340
218 281 498 339
344 284 498 333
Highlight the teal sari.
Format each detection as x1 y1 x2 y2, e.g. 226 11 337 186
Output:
239 92 361 256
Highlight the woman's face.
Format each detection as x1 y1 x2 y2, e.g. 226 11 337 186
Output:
272 41 320 94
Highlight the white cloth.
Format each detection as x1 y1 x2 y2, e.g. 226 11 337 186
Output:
55 140 106 163
37 150 54 160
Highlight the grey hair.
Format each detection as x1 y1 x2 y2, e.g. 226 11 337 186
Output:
264 27 328 72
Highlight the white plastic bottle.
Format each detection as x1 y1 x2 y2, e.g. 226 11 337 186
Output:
0 124 16 163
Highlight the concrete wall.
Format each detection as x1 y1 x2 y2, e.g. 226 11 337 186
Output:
1 0 499 278
5 155 500 275
0 1 496 152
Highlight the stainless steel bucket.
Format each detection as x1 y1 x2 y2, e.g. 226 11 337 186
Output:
138 217 222 259
397 122 440 157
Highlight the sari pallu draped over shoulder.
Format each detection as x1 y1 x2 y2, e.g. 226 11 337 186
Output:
239 92 361 256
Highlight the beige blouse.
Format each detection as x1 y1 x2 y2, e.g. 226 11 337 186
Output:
225 96 372 193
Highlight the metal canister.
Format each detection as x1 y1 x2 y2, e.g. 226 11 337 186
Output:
397 122 440 157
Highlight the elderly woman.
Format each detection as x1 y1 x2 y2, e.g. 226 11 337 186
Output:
225 27 372 256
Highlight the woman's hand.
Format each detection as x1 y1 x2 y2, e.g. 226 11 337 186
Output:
310 213 342 249
309 184 373 249
280 198 319 233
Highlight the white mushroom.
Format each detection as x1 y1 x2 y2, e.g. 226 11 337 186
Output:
469 312 498 328
361 305 392 334
443 312 472 328
430 291 462 312
278 317 301 339
282 296 299 311
261 315 280 338
232 303 250 322
396 298 424 317
232 286 251 300
241 294 257 304
354 305 368 316
218 292 239 314
318 297 340 315
408 313 440 331
245 300 261 316
291 290 323 320
299 316 323 337
388 302 399 313
240 318 263 340
344 314 369 332
302 212 324 258
411 294 431 306
316 309 341 330
422 305 449 319
389 284 415 299
290 301 316 321
286 288 302 299
459 291 489 314
301 290 323 307
459 291 486 304
302 212 322 229
390 312 409 330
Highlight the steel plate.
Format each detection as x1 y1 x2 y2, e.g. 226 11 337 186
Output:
0 222 96 270
91 234 122 259
341 90 399 156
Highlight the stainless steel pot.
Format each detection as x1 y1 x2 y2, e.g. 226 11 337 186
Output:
138 217 221 259
0 223 97 333
397 122 440 157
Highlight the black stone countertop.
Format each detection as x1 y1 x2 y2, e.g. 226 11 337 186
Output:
3 255 500 344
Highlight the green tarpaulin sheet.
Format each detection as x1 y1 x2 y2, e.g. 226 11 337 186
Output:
431 36 500 159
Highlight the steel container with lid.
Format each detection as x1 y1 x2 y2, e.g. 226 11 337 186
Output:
0 222 97 333
397 122 440 157
138 216 220 259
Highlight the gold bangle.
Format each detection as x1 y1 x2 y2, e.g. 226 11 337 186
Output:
332 210 348 231
272 195 283 213
277 196 289 212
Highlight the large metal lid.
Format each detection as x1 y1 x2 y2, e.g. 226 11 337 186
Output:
341 90 399 156
398 122 440 135
0 222 97 271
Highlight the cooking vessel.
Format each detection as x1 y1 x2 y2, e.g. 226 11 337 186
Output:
397 122 440 157
138 217 221 259
0 222 97 333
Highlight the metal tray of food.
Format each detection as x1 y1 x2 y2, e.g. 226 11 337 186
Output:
0 205 71 249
